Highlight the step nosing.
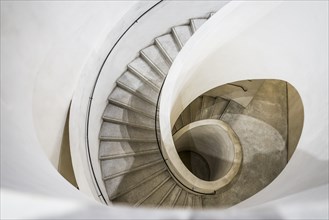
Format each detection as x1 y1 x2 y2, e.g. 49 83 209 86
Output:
116 81 157 106
107 98 155 119
171 27 183 49
140 51 166 78
127 65 161 91
99 149 159 160
99 137 157 142
154 39 173 64
102 117 154 130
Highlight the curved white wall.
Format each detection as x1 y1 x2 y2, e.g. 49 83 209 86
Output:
1 0 328 219
160 0 328 213
1 1 137 168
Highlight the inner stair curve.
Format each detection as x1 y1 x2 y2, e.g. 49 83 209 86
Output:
99 13 216 208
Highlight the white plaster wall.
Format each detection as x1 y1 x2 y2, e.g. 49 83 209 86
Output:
1 1 137 169
1 0 328 219
1 0 137 215
160 0 328 215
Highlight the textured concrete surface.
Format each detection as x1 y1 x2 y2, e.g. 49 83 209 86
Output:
203 114 287 207
243 80 288 142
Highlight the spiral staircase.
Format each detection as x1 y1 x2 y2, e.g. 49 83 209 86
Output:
98 12 289 208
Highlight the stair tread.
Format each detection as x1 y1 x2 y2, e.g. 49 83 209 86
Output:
174 190 188 207
190 97 203 122
102 156 163 180
99 142 159 160
210 97 229 119
155 34 180 63
172 25 193 49
200 96 216 119
157 182 176 207
174 115 184 132
113 170 170 205
191 18 207 33
194 196 203 209
128 57 164 90
103 104 155 129
159 185 181 208
186 194 194 207
181 106 191 127
135 176 173 207
108 87 156 118
99 122 156 141
117 71 158 104
104 162 166 200
141 45 170 77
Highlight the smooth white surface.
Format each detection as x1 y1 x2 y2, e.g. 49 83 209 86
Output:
160 0 328 214
1 1 136 168
1 0 328 219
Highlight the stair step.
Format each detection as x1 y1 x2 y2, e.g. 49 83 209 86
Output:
117 71 158 105
99 122 156 141
172 25 193 49
220 100 245 118
155 34 179 64
100 149 159 160
190 18 207 33
194 196 203 209
174 115 184 132
159 185 181 208
102 157 163 181
104 162 166 200
108 87 156 118
103 104 155 130
190 97 203 122
135 176 173 207
210 97 229 119
200 96 216 119
174 190 188 207
107 166 166 200
157 182 176 207
172 126 177 135
180 106 191 127
113 169 169 205
186 194 193 207
128 57 164 91
99 141 159 160
140 45 170 77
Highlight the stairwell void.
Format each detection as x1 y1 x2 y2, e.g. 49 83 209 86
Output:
174 120 242 182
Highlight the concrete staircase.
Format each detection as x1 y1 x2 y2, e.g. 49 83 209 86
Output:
172 95 231 134
99 11 288 209
99 13 216 208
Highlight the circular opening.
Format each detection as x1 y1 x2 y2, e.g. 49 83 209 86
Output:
174 120 237 182
179 150 210 181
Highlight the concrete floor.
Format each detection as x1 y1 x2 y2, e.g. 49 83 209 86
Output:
202 80 288 207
